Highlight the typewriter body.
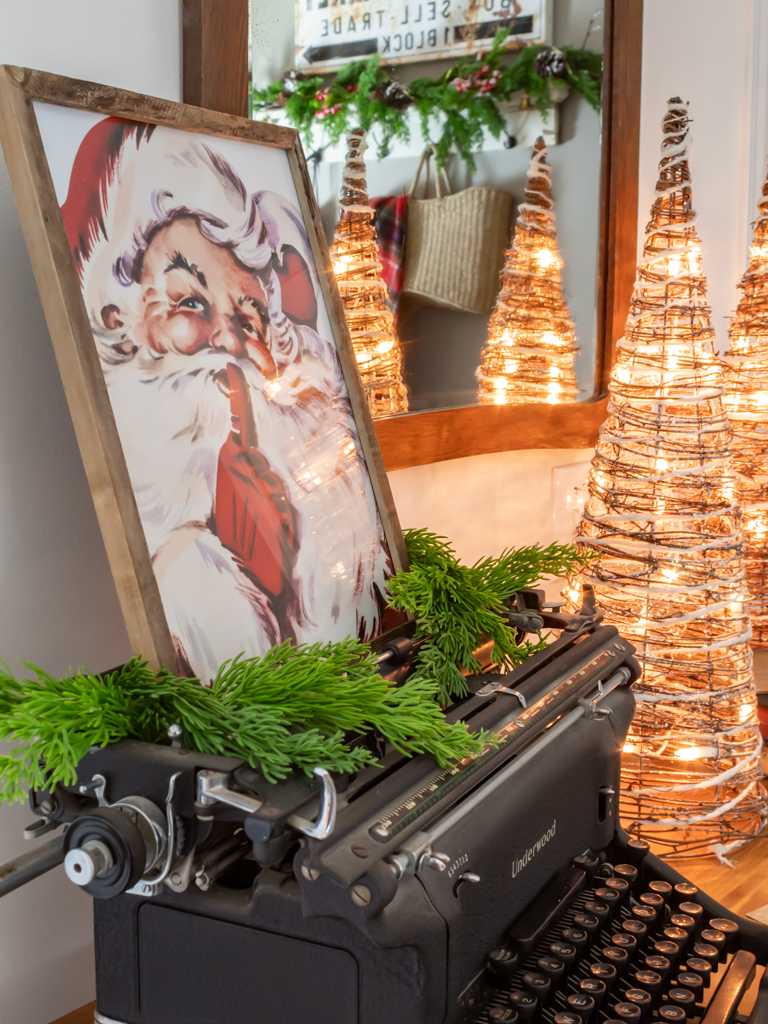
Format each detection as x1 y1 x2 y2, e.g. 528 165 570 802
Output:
4 592 768 1024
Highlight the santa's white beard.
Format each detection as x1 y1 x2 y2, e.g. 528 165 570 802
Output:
103 342 391 680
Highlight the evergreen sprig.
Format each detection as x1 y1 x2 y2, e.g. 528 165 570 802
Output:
0 639 486 804
253 33 602 170
388 529 595 703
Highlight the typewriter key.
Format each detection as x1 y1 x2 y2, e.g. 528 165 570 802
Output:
677 970 704 1000
627 838 651 864
663 927 689 953
604 877 630 904
595 887 622 915
567 993 596 1022
612 1001 642 1022
708 918 739 953
584 900 611 925
699 929 726 962
579 978 606 1009
574 850 601 877
673 883 698 907
537 956 565 987
522 972 551 1003
669 914 695 939
639 893 665 913
562 927 589 953
603 946 629 973
489 1009 518 1023
654 940 681 967
631 905 658 929
624 988 652 1019
686 958 712 988
614 864 639 887
611 933 637 957
634 970 663 1004
508 991 537 1020
658 1006 687 1023
691 943 719 970
553 1013 582 1024
678 902 703 932
621 920 648 945
590 962 617 988
667 987 696 1017
488 945 520 982
648 880 673 903
550 941 578 967
573 913 601 938
644 955 671 980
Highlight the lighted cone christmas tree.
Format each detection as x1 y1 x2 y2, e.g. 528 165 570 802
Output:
722 167 768 646
568 99 766 858
330 128 409 419
477 137 580 405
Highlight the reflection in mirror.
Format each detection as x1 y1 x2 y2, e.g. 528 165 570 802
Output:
252 0 604 418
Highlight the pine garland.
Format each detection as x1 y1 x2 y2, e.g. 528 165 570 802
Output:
253 31 602 171
0 639 486 804
0 529 593 804
388 529 595 703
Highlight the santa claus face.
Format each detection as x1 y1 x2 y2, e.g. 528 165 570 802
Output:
107 214 276 377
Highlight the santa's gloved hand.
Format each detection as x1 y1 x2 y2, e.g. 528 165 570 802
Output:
213 363 299 604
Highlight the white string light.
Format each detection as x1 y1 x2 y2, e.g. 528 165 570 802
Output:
568 99 766 858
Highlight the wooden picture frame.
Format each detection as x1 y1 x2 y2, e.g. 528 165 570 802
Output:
186 0 643 469
0 65 408 677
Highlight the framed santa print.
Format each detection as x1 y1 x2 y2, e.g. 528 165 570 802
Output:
0 66 408 681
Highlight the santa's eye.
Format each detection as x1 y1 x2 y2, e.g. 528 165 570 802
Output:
239 317 264 340
178 296 207 312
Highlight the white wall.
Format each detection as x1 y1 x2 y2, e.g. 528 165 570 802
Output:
0 4 181 1021
638 0 758 353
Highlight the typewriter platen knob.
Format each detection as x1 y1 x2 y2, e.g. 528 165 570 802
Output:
62 807 146 897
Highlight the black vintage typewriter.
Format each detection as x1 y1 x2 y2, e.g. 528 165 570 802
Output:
2 589 767 1024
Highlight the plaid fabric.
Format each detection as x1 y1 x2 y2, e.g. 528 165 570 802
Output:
370 193 408 315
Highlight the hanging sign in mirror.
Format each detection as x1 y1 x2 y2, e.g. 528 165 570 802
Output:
295 0 551 70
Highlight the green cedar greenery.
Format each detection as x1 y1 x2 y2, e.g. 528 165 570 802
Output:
0 640 486 804
389 529 595 703
252 31 602 170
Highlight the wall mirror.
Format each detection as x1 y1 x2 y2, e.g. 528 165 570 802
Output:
183 0 642 469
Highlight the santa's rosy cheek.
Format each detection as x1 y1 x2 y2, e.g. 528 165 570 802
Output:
146 311 211 355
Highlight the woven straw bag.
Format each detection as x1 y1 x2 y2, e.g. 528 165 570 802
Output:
402 148 513 315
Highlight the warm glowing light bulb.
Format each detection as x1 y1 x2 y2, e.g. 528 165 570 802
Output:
492 378 507 405
739 703 753 722
534 248 558 269
541 331 562 347
674 745 717 761
623 742 639 754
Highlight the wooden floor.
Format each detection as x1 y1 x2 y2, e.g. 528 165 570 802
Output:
50 1002 94 1024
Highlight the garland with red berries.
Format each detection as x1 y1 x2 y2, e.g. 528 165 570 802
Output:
252 30 602 170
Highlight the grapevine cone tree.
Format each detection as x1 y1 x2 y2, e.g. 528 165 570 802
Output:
723 167 768 645
569 100 766 859
330 128 409 418
477 136 580 405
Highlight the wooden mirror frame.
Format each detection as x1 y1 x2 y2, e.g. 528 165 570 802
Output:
182 0 643 471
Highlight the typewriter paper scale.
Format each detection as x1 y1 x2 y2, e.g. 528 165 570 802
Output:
34 102 398 682
295 0 551 69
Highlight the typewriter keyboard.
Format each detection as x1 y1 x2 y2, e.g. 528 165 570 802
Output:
472 847 762 1024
